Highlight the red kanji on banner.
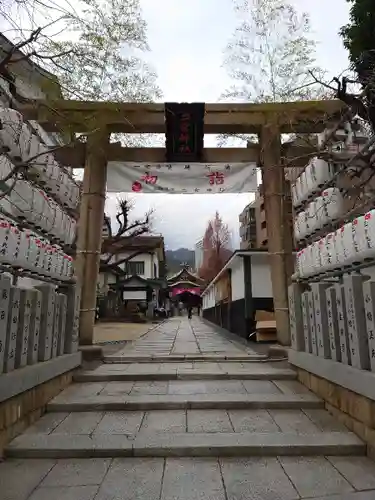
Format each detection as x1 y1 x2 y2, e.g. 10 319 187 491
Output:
132 181 142 192
141 174 158 184
207 171 225 185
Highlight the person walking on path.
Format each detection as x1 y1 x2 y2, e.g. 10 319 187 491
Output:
187 306 193 319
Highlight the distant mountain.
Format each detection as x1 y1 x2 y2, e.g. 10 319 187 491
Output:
165 248 195 274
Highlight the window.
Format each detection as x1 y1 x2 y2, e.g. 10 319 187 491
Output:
126 261 145 276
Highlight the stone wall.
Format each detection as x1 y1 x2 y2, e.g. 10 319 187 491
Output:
0 370 74 455
297 368 375 458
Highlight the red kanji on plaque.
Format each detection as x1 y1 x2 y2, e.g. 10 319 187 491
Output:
207 172 225 185
141 174 158 185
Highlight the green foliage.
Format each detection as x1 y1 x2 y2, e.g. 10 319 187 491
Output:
340 0 375 67
222 0 325 104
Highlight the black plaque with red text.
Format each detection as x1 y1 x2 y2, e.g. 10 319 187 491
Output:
165 102 205 162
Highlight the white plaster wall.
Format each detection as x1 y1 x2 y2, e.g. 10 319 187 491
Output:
251 254 272 298
152 253 159 278
123 290 147 300
115 252 153 278
231 258 245 301
203 285 216 310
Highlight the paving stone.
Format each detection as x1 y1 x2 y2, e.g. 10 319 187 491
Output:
228 410 281 433
158 363 193 370
161 458 225 500
60 383 105 398
53 412 104 434
279 456 354 498
126 364 163 374
269 410 322 433
29 486 98 500
130 381 168 395
41 458 111 486
242 380 281 394
220 457 299 500
310 491 375 500
130 432 364 457
24 413 69 435
327 456 375 490
303 409 348 432
7 434 133 458
74 365 296 382
0 459 56 500
48 393 324 412
95 458 164 500
178 362 222 372
140 410 186 434
168 381 213 395
168 380 245 395
100 382 134 395
273 380 311 394
96 364 130 371
187 410 233 433
93 412 144 435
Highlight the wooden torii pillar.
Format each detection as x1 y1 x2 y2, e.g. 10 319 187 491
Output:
76 129 110 345
260 122 294 346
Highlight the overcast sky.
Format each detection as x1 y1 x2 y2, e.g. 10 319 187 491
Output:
105 0 352 250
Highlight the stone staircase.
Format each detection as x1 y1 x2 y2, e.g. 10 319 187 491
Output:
5 359 365 458
3 318 375 500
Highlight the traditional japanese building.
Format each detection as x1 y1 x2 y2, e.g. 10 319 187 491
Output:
167 265 205 308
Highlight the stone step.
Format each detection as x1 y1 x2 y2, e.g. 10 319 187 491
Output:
103 354 268 363
74 363 296 382
47 392 324 412
6 431 365 459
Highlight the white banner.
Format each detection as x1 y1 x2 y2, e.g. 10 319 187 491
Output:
106 162 258 194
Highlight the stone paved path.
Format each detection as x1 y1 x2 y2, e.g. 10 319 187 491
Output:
109 316 260 358
2 317 375 500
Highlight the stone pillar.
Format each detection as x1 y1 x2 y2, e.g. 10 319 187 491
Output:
308 292 318 355
301 291 312 353
56 293 68 356
36 284 56 361
63 285 80 354
288 283 305 351
311 283 331 359
362 280 375 371
4 287 20 372
260 123 293 345
343 275 370 370
27 289 42 365
76 129 109 345
325 286 341 362
335 283 351 365
15 288 33 369
0 275 11 372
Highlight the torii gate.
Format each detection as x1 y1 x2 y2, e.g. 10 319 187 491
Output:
20 99 345 346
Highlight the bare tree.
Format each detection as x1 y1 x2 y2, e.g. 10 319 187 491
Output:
198 212 231 282
100 197 154 270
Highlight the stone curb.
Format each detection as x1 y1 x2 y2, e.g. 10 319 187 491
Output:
47 393 324 412
73 368 297 383
6 432 365 459
0 353 82 404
